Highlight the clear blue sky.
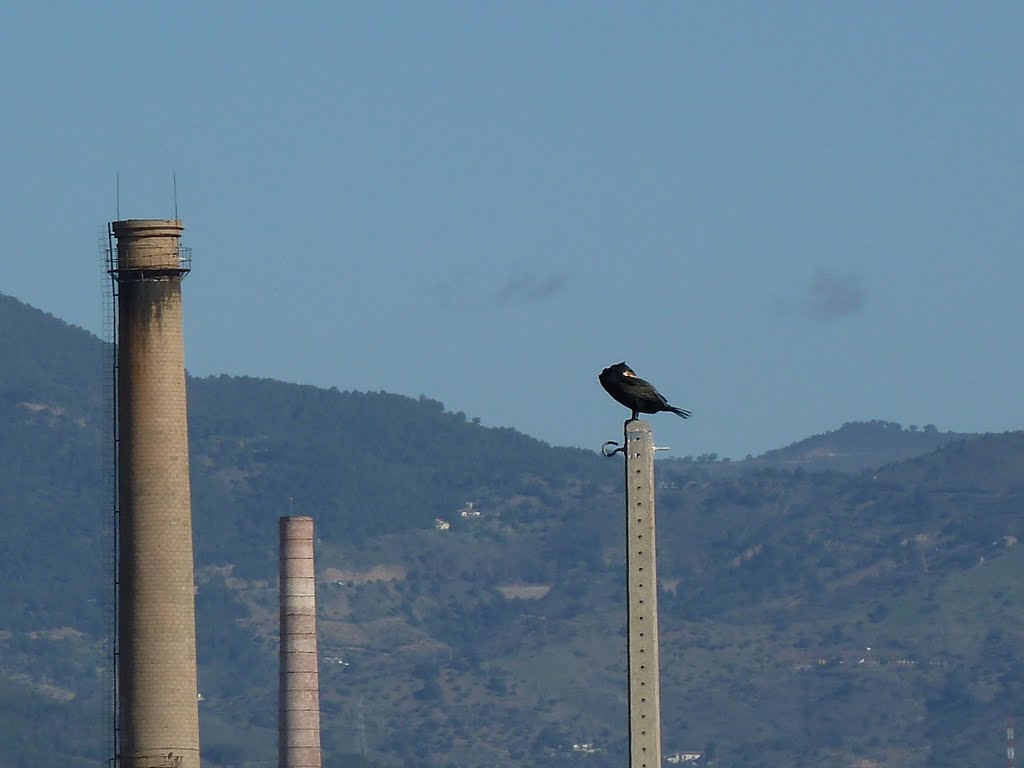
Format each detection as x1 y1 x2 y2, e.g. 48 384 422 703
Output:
2 3 1022 458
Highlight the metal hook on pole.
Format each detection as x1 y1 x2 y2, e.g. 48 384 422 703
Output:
602 440 625 457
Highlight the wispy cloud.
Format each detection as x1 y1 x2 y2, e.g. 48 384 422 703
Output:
493 273 570 305
776 269 865 321
436 271 571 311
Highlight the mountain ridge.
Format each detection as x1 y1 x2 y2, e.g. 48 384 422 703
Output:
1 290 1021 768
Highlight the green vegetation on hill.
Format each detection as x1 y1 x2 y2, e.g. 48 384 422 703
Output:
187 374 602 576
1 291 1022 768
661 419 979 475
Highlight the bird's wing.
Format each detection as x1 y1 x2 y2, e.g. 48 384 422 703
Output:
627 377 665 400
620 376 651 393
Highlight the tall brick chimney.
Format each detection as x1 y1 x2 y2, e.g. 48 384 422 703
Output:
113 219 201 768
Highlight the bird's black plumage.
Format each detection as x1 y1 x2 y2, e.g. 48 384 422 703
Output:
599 362 691 421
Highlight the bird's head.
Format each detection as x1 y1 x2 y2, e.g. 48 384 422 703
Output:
600 361 636 381
614 362 636 376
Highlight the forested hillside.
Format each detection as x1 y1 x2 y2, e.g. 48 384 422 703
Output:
1 292 1021 768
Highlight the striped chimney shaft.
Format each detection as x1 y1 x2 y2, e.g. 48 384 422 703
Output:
279 516 322 768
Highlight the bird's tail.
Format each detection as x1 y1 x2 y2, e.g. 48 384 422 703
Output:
670 406 691 419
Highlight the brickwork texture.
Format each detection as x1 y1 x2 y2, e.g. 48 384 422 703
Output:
114 220 202 768
279 516 322 768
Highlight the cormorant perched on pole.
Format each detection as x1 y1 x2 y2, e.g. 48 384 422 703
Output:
599 362 691 421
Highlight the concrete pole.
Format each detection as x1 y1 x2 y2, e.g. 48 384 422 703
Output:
114 219 201 768
279 516 322 768
624 420 663 768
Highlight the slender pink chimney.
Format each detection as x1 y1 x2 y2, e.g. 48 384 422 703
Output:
279 516 322 768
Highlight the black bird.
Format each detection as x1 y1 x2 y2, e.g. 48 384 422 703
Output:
599 362 691 421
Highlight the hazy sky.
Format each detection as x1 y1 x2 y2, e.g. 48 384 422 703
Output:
2 3 1022 458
